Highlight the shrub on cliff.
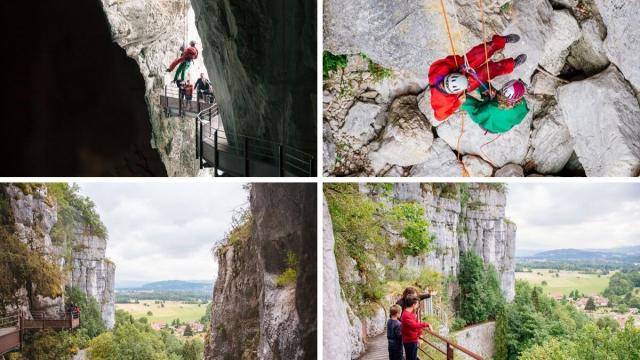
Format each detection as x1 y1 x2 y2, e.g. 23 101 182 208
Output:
65 286 106 338
458 251 503 325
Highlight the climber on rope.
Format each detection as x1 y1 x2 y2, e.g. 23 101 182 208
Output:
166 40 199 85
429 34 527 121
462 79 529 134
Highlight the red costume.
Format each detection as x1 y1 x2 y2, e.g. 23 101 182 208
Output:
429 35 515 121
167 46 199 71
400 310 429 343
184 84 193 96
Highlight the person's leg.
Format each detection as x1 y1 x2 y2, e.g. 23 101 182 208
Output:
476 58 516 84
174 62 185 82
465 34 507 68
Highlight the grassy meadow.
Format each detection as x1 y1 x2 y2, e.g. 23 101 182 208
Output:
116 300 208 324
516 269 612 296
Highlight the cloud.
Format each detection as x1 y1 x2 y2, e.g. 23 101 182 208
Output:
77 183 247 283
506 183 640 250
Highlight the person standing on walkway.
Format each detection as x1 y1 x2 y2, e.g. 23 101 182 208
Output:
401 295 432 360
387 304 403 360
396 286 437 313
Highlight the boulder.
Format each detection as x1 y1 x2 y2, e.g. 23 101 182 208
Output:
369 96 434 173
500 0 554 83
549 0 578 8
539 10 581 76
340 102 385 147
436 110 532 168
531 72 563 97
594 0 640 90
365 306 387 337
557 66 640 176
526 105 574 174
409 139 464 177
383 166 406 177
495 164 524 177
462 155 494 177
417 90 443 128
567 19 610 75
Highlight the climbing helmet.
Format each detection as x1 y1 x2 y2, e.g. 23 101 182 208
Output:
442 73 468 94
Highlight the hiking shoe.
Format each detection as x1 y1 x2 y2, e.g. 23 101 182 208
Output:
504 34 521 43
515 54 527 67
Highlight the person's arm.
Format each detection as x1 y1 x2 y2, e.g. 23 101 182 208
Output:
393 322 402 340
402 313 426 331
419 293 431 300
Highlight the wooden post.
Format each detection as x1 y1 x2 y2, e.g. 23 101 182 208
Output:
447 343 454 360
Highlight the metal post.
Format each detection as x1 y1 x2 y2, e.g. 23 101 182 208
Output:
199 121 204 170
164 85 168 116
244 137 249 176
214 130 219 177
197 92 201 114
309 157 315 177
447 344 454 360
195 118 199 159
278 145 284 176
179 87 183 116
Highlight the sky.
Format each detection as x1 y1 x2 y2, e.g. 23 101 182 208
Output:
506 183 640 253
77 183 248 285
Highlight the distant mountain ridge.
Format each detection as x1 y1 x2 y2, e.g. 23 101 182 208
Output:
520 246 640 263
117 280 213 291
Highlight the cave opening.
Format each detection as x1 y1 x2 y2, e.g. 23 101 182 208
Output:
0 0 167 176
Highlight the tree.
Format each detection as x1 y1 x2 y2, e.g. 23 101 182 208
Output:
183 324 193 337
458 251 503 325
147 311 153 316
65 286 106 338
494 305 508 360
182 339 204 360
585 297 596 311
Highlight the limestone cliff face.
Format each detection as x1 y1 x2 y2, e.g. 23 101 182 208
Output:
206 184 316 360
99 0 208 176
190 0 317 154
323 184 516 358
3 185 115 328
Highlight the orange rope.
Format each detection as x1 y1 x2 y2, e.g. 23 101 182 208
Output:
438 0 459 67
480 133 502 168
479 0 491 85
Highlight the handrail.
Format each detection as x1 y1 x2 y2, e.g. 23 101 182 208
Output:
418 328 484 360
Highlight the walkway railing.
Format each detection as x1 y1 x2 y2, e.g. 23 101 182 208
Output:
0 311 80 356
418 328 484 360
161 85 216 117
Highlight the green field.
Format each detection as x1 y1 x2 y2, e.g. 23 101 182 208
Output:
116 300 208 324
516 269 613 296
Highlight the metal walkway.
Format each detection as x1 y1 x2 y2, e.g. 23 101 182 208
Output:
161 86 316 177
0 312 80 356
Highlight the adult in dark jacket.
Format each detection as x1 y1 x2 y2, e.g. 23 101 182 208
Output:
396 286 437 312
194 73 214 103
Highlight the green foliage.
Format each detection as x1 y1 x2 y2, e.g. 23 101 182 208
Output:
276 251 298 287
500 1 513 14
367 60 393 81
323 51 348 79
366 183 394 196
223 208 252 246
0 222 63 310
520 321 640 360
65 286 106 338
585 297 596 311
200 302 212 327
604 270 640 308
181 339 204 360
47 183 108 240
391 202 434 256
495 305 509 360
183 324 193 337
458 251 504 325
500 281 591 360
596 316 619 332
20 329 82 360
88 309 193 360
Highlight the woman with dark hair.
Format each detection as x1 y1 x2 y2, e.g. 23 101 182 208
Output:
396 286 437 312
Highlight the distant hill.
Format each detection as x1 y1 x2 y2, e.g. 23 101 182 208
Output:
520 246 640 264
140 280 213 291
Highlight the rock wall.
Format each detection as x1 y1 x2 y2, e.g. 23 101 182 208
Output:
323 0 640 177
99 0 208 176
206 184 316 360
2 185 115 328
453 321 497 360
191 0 317 155
323 183 516 358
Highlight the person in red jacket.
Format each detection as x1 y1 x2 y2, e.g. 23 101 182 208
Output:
401 295 432 360
166 40 199 84
429 34 527 121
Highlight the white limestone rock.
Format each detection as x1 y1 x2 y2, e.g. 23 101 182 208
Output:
539 10 581 76
526 105 574 174
463 155 494 177
340 102 385 147
409 139 464 177
567 19 610 75
558 66 640 176
495 163 524 177
594 0 640 90
369 96 433 173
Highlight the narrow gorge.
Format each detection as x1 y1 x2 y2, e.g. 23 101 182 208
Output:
323 183 516 358
0 184 115 328
2 0 316 176
205 183 317 360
